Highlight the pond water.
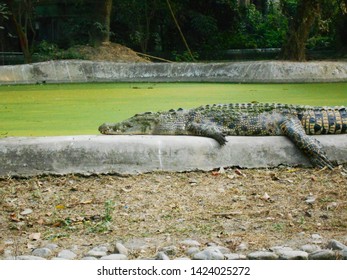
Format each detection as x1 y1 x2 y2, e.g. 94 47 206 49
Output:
1 82 346 137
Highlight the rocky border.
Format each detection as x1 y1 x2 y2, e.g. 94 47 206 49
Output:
3 237 347 260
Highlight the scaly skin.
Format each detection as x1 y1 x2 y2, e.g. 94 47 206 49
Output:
99 103 347 169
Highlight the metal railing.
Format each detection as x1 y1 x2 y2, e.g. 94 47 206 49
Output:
0 52 24 65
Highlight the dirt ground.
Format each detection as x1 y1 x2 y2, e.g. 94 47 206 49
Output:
71 42 150 63
0 167 346 259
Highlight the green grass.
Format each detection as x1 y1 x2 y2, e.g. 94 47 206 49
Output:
1 82 347 137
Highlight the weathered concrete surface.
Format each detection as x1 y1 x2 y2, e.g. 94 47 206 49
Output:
0 135 346 177
1 60 347 84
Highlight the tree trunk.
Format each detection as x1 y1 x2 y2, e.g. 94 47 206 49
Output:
238 0 251 7
103 0 112 43
90 0 113 46
281 0 321 61
5 0 32 63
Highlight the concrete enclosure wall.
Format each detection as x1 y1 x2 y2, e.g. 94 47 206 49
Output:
1 135 346 177
1 60 347 84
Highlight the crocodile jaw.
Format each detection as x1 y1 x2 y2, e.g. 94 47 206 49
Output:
98 121 156 135
98 123 122 134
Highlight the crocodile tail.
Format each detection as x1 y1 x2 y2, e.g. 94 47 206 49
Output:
300 107 347 135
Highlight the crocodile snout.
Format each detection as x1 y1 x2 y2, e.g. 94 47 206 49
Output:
99 123 115 134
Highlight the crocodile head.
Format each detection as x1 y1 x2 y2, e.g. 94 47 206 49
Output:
99 109 189 135
99 112 161 135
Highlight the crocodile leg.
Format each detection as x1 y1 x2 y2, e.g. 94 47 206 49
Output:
187 122 227 145
280 117 335 169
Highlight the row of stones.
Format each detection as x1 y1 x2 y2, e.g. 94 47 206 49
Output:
3 238 347 260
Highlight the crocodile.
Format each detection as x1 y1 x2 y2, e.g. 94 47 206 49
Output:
99 103 347 169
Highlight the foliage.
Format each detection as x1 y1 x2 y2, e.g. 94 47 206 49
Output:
34 41 84 60
0 3 9 30
58 17 92 47
231 4 288 49
1 0 347 62
172 50 199 62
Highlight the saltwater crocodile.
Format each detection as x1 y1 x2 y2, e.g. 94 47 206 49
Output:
99 103 347 169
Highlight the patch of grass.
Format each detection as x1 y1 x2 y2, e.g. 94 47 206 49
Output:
88 200 115 233
0 82 347 137
44 232 70 241
273 223 285 231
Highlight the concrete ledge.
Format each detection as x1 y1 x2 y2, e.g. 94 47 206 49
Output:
1 60 347 84
1 135 346 177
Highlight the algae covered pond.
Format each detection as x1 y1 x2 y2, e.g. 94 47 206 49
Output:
0 82 347 137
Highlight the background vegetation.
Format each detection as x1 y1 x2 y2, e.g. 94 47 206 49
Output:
1 0 347 63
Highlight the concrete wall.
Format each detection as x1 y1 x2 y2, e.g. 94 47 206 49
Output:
1 60 347 84
1 135 346 177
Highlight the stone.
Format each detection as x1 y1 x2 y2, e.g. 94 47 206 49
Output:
236 242 248 251
247 251 278 260
45 243 59 251
155 252 170 260
311 234 323 244
300 244 321 253
32 248 53 258
180 239 201 247
341 249 347 260
115 242 128 256
123 238 150 251
57 249 77 260
305 195 316 204
326 240 347 251
193 248 224 260
100 254 127 260
69 245 80 252
209 246 230 254
86 245 109 257
224 253 247 260
20 209 33 215
3 249 13 258
188 179 198 185
270 246 293 255
16 255 46 260
185 247 200 257
278 250 308 260
309 250 336 260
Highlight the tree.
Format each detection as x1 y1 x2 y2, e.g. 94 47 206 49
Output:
4 0 35 63
281 0 346 61
89 0 113 46
334 0 347 51
115 0 165 53
280 0 321 61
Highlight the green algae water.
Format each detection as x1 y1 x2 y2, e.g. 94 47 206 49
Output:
1 82 347 137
